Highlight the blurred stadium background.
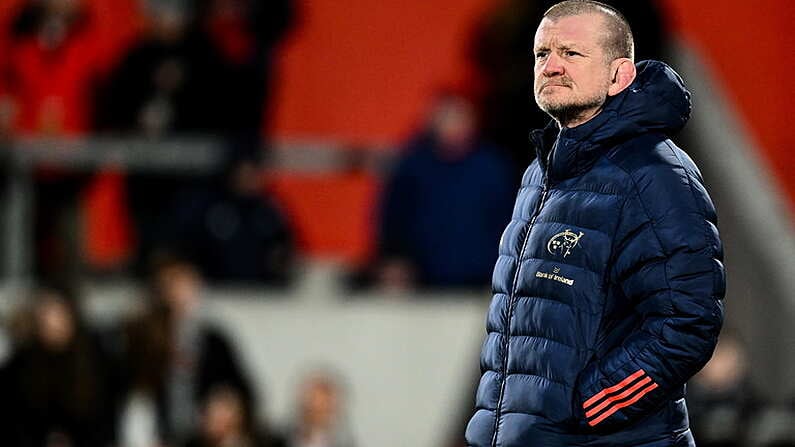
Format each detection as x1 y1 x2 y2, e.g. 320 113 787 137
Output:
0 0 793 446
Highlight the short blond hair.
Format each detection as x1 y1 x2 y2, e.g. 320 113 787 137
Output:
543 0 635 61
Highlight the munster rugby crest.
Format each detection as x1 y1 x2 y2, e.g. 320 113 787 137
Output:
547 229 584 258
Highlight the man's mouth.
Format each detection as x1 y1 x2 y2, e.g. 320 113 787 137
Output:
541 83 571 90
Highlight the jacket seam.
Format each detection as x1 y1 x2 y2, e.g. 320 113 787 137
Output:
508 334 577 351
506 372 572 389
552 187 623 197
663 140 713 257
602 157 667 258
512 294 600 315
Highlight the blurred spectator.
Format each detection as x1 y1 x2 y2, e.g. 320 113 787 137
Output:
95 0 294 276
185 385 286 447
0 286 120 447
97 0 216 136
95 0 220 275
374 91 515 290
0 0 138 279
159 153 295 285
2 0 133 135
687 332 758 447
471 0 667 178
96 0 293 136
192 0 295 137
119 257 256 446
285 371 355 447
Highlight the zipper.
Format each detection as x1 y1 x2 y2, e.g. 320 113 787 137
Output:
490 142 556 447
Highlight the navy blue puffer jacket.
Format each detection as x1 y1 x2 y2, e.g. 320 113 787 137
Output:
465 61 725 447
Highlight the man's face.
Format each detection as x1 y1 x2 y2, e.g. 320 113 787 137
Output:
533 14 614 125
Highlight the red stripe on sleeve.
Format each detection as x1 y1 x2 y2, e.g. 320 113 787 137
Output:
587 382 660 427
583 369 646 409
585 376 653 418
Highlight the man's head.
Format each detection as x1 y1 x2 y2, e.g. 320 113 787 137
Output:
297 371 345 430
429 92 477 159
533 1 636 128
201 386 248 442
152 257 203 318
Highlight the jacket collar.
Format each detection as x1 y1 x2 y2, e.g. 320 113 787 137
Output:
530 111 621 182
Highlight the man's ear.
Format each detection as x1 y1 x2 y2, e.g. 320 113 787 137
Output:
607 58 636 97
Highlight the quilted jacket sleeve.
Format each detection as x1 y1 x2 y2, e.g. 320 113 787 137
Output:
573 151 725 432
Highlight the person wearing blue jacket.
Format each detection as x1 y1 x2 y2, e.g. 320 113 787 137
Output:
465 1 725 446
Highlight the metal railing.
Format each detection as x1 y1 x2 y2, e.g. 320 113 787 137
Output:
0 136 393 283
0 137 224 282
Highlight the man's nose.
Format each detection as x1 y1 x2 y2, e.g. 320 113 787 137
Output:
542 53 565 77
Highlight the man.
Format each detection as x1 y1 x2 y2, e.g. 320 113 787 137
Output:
121 258 256 445
465 1 725 446
377 91 515 290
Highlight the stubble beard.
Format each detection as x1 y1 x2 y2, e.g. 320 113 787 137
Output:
535 85 608 128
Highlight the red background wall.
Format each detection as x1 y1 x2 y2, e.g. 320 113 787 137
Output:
269 0 494 146
662 0 795 214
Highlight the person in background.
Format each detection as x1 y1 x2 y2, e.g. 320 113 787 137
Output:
0 0 137 280
3 0 133 135
95 0 295 277
375 91 515 291
96 0 294 138
191 0 294 138
286 371 355 447
119 257 256 446
184 385 286 447
160 151 295 285
0 286 120 447
96 0 213 136
95 0 220 276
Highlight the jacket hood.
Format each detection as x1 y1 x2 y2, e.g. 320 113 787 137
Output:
531 60 692 180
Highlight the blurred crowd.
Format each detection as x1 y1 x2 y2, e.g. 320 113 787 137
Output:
1 263 793 447
0 0 529 294
0 257 356 447
0 0 296 285
0 0 521 294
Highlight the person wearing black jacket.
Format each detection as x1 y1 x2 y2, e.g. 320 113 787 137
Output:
121 257 258 445
0 287 121 447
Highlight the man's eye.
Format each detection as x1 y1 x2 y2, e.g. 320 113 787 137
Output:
535 52 548 59
565 51 581 57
